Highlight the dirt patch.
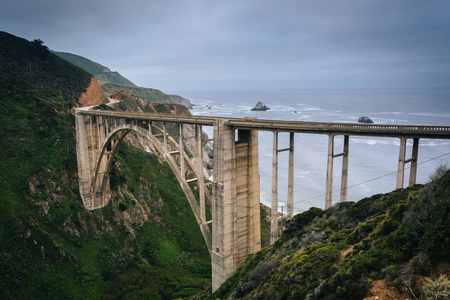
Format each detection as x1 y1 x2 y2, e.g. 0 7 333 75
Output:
364 279 412 300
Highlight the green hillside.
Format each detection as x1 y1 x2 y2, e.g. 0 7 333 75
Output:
205 173 450 299
54 51 192 107
53 51 136 87
0 31 210 299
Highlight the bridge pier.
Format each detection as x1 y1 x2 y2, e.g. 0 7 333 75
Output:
396 137 420 189
211 119 261 291
271 131 279 244
325 134 350 209
270 132 295 244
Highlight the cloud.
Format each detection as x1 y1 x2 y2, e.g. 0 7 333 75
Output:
1 0 449 90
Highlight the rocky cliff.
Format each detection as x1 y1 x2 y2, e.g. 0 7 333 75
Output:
54 51 193 108
77 77 109 107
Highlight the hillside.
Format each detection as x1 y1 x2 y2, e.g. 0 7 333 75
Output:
0 31 210 299
53 51 137 87
53 51 192 108
204 172 450 299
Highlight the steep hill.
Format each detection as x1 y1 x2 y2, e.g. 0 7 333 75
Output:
53 51 192 108
204 172 450 299
0 31 210 299
53 51 137 87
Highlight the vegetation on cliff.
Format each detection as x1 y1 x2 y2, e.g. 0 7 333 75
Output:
0 31 210 299
206 172 450 299
53 51 192 107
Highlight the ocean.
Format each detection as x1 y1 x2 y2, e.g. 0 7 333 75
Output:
172 89 450 214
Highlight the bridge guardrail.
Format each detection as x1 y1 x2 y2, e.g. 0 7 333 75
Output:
76 109 450 138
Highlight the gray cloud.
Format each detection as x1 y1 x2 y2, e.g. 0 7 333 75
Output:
1 0 449 90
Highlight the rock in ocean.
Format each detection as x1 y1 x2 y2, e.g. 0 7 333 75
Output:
251 101 270 111
358 116 374 123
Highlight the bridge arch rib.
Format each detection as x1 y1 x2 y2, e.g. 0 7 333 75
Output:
86 121 212 252
75 110 263 292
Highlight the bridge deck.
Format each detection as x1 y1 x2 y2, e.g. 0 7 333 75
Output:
77 110 450 139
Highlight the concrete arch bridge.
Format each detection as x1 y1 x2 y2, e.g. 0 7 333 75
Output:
75 109 450 291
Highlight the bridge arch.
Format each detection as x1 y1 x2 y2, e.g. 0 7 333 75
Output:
89 122 212 252
75 110 263 291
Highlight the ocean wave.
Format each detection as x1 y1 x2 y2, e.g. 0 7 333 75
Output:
349 137 397 146
408 112 450 118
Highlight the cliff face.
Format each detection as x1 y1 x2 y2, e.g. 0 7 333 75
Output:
100 83 193 108
168 94 193 108
77 77 109 107
53 51 193 108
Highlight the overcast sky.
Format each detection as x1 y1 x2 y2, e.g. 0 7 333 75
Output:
1 0 450 91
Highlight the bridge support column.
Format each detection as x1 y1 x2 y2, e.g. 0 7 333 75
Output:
397 137 420 189
325 135 350 209
75 112 93 209
75 112 111 210
196 125 206 223
409 138 419 186
287 132 294 219
396 137 407 189
179 123 185 180
340 135 349 203
211 119 260 292
163 122 167 153
271 132 295 244
325 135 335 209
271 131 279 244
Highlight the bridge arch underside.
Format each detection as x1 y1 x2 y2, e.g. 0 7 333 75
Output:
76 112 263 292
82 121 212 252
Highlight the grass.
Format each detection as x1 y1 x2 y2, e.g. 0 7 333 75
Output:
205 173 450 300
0 31 211 299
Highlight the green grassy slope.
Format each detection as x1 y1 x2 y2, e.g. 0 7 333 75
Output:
207 174 450 300
54 51 192 107
53 51 136 87
0 31 210 299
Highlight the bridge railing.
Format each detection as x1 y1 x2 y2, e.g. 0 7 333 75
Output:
76 109 450 138
228 119 450 138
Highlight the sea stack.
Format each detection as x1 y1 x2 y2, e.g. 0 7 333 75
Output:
358 116 374 123
251 101 270 111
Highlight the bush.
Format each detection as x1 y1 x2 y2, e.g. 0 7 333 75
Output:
428 162 449 182
422 274 450 300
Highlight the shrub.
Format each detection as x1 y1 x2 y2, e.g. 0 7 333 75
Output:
428 162 449 182
118 202 128 211
422 274 450 300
